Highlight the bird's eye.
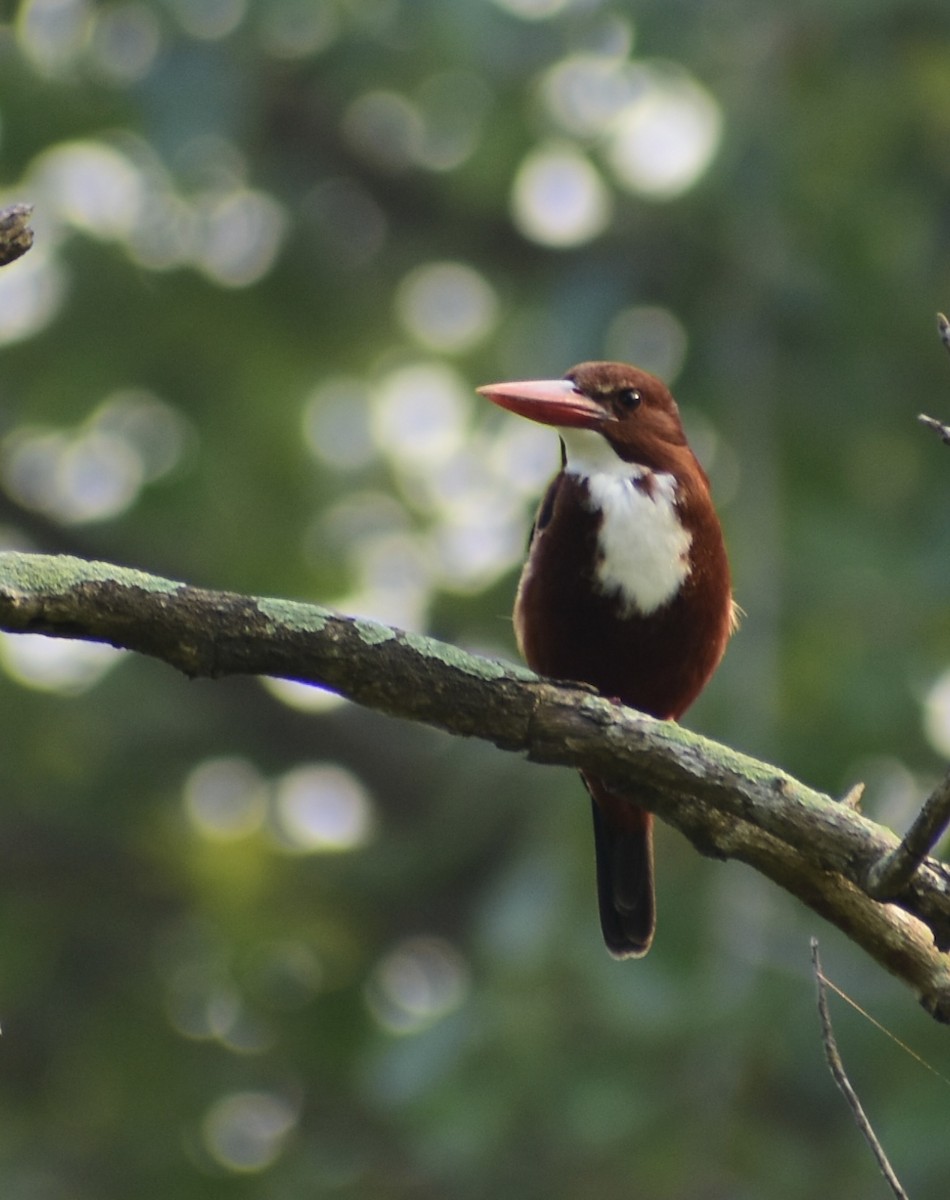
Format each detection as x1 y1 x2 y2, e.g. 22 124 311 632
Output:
617 388 641 410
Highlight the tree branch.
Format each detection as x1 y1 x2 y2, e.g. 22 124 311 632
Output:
0 204 34 267
2 550 950 1022
868 770 950 900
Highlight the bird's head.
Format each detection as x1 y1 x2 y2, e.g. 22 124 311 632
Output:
477 361 696 479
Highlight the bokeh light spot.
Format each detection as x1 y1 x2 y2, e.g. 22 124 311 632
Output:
606 64 722 199
847 756 920 831
0 632 123 694
308 493 435 631
193 189 287 287
487 419 561 500
489 0 570 19
333 529 434 632
16 0 93 74
90 2 162 83
541 53 635 138
511 144 612 247
371 362 471 468
91 389 190 481
274 764 374 853
54 430 145 521
431 501 525 592
3 427 144 524
366 936 470 1034
0 250 65 345
261 676 348 713
923 670 950 758
127 190 196 271
202 1091 297 1173
33 140 144 239
396 261 498 354
183 757 268 842
411 446 526 592
302 377 376 470
1 389 187 524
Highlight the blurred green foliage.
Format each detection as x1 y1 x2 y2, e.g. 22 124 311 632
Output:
2 0 950 1196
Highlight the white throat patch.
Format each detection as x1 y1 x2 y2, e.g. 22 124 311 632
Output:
561 429 692 616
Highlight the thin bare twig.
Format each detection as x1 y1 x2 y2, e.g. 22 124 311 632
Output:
938 311 950 352
811 940 910 1200
868 770 950 899
0 204 34 267
919 412 950 444
895 318 950 885
918 313 950 441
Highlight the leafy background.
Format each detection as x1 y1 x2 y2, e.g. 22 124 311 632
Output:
2 0 950 1196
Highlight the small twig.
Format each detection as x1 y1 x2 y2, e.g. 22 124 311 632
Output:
919 412 950 444
917 315 950 441
938 311 950 353
811 940 910 1200
868 770 950 899
0 204 34 267
839 781 866 810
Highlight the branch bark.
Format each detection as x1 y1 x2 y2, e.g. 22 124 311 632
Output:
2 550 950 1022
0 204 34 267
868 770 950 900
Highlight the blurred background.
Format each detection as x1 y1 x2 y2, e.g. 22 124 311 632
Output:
1 0 950 1196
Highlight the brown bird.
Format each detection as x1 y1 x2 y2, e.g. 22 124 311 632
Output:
478 362 734 957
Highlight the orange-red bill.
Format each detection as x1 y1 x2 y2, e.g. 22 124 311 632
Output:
476 379 607 430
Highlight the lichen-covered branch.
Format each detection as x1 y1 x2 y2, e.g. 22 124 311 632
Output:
2 550 950 1022
0 204 34 267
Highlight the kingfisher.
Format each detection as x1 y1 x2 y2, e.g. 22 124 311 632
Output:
478 361 735 957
